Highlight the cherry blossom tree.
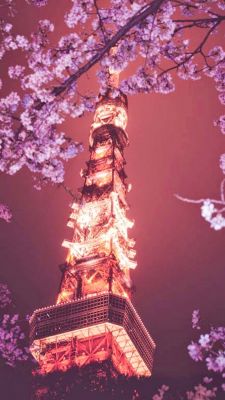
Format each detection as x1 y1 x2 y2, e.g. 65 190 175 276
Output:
0 0 225 227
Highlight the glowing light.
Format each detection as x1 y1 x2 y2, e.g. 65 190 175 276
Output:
30 320 152 377
63 190 136 271
86 169 112 187
90 103 128 146
56 290 73 305
92 144 112 160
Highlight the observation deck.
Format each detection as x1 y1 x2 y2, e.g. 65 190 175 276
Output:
30 293 155 377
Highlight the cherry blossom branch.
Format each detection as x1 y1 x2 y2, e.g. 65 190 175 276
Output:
173 16 225 24
52 0 166 97
159 20 221 78
93 0 108 43
175 194 225 206
175 179 225 230
59 183 79 202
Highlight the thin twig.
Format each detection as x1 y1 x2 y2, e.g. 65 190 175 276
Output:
175 193 225 206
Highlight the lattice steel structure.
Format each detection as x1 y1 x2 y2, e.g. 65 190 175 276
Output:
30 71 156 377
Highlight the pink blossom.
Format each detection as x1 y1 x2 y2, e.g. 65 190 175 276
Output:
8 65 25 79
178 61 200 81
208 46 225 63
200 199 216 222
0 285 29 367
0 203 12 223
15 35 29 50
218 93 225 105
192 309 201 330
1 22 13 33
186 384 217 400
0 91 20 112
152 385 169 400
188 322 225 392
215 353 225 372
38 19 54 33
20 110 33 131
65 0 93 28
199 334 211 348
218 2 225 11
188 342 203 362
206 352 225 373
203 377 213 384
156 73 175 94
215 115 225 135
0 313 29 366
0 284 11 308
210 214 225 231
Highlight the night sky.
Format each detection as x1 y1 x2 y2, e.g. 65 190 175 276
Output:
0 1 225 397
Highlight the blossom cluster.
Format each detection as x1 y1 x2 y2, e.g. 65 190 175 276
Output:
192 309 201 330
188 326 225 373
0 283 11 308
188 310 225 393
0 15 85 184
200 199 225 231
177 178 225 231
0 283 29 367
0 203 12 223
0 313 29 367
152 385 169 400
186 383 217 400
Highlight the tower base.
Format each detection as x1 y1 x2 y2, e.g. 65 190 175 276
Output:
30 293 155 377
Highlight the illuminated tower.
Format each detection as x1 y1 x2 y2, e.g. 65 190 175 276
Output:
29 67 155 378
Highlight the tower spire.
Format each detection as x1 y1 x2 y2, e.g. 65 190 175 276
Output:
29 64 155 377
58 51 133 303
108 47 120 89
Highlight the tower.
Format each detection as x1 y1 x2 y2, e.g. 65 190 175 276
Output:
29 67 155 379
